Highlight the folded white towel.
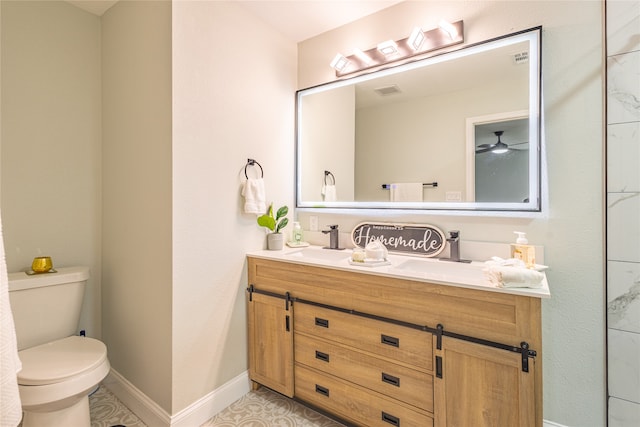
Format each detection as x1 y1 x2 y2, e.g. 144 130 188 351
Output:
322 184 337 202
390 183 423 202
484 265 544 288
242 178 266 214
0 210 23 427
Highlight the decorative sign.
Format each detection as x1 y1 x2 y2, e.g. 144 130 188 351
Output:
351 222 446 258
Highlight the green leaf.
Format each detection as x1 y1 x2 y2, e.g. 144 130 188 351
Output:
257 215 275 231
275 206 288 220
276 217 289 233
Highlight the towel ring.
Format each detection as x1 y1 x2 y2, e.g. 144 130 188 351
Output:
245 159 264 179
324 170 335 185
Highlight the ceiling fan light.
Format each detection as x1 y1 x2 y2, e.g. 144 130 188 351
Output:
491 146 509 154
491 131 509 154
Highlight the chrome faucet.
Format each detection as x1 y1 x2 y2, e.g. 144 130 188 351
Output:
441 230 471 263
322 225 341 250
448 230 461 261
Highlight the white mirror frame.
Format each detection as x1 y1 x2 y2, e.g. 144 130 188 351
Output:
295 27 541 213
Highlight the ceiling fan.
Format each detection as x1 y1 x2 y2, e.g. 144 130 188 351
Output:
475 130 528 154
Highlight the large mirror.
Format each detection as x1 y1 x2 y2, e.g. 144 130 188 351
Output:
296 27 541 212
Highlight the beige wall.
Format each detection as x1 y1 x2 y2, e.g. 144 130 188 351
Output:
101 0 173 412
0 1 102 338
2 0 297 418
298 1 605 426
171 0 296 413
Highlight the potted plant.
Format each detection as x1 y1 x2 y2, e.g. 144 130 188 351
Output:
257 203 289 250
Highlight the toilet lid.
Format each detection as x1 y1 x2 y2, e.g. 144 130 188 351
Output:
18 336 107 386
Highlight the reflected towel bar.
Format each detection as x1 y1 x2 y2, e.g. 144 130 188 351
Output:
382 182 437 189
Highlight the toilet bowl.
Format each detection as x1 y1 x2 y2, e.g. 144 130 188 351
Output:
18 336 110 427
8 267 111 427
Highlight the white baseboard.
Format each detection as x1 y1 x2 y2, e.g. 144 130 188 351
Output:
102 369 250 427
104 370 560 427
170 371 251 427
103 369 171 427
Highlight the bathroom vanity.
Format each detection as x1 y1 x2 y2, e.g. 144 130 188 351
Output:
247 247 548 427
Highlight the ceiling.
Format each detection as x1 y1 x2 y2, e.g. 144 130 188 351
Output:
66 0 404 42
65 1 118 16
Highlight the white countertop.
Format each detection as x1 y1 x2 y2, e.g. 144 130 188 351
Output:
247 245 550 299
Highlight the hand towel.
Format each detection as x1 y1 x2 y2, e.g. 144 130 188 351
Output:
242 178 266 214
483 265 544 288
390 183 423 202
0 210 23 427
321 184 337 202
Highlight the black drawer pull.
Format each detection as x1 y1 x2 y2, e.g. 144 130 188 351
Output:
315 351 330 362
381 334 399 347
436 355 443 379
315 317 329 328
315 384 330 397
381 372 400 387
382 411 400 426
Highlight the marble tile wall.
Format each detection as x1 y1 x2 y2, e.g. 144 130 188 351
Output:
607 1 640 426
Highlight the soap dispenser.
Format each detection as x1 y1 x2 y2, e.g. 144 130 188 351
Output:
510 231 536 269
292 222 304 245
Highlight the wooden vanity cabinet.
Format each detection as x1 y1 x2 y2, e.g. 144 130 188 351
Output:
246 291 294 397
434 336 536 427
247 257 542 427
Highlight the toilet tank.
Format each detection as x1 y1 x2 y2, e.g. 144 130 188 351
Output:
8 266 90 351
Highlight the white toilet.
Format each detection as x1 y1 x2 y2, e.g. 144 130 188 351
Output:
8 266 110 427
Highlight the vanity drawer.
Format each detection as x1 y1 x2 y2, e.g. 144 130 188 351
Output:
295 332 433 411
295 303 432 371
295 364 434 427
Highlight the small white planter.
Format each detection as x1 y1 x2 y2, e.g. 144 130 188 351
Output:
267 233 285 250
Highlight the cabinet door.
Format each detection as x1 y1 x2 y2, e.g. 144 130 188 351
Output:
434 336 535 427
247 292 294 397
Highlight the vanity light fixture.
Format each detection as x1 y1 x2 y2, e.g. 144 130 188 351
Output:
353 48 373 65
330 20 464 77
330 53 350 72
377 40 399 56
407 27 426 51
438 20 459 39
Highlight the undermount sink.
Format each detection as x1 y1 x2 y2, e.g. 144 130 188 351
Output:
393 258 484 281
285 247 351 262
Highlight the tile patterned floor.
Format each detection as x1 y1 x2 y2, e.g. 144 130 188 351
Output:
89 385 345 427
200 387 345 427
89 386 146 427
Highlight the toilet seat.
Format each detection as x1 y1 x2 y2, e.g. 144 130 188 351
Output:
18 336 107 386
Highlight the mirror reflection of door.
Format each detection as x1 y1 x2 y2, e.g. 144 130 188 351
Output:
474 119 529 203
